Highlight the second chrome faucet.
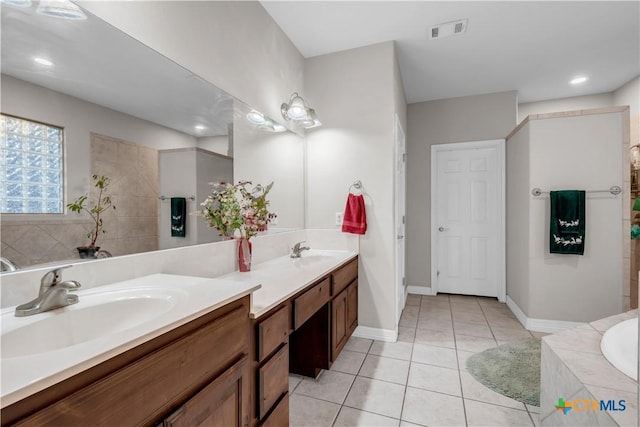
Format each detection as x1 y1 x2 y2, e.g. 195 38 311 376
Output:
290 241 310 258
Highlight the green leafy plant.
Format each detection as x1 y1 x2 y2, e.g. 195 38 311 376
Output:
199 181 276 240
67 174 116 248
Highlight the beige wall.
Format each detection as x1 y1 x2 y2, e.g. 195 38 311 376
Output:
406 91 517 290
506 109 626 322
305 42 402 333
505 122 531 314
78 1 304 132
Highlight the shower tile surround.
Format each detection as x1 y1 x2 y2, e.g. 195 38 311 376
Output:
289 294 543 427
0 134 159 267
540 310 639 427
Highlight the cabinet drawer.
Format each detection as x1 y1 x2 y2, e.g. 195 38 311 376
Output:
164 356 248 427
259 393 289 427
257 306 289 362
332 258 357 296
293 277 330 329
258 345 289 420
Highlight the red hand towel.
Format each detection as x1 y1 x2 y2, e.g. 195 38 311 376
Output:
342 193 367 235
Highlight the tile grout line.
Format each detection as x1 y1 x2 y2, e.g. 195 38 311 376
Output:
449 295 471 427
397 294 421 425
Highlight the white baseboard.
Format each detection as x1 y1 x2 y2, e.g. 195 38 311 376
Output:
352 326 398 342
506 296 585 333
407 285 436 296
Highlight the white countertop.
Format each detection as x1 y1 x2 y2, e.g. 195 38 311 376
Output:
0 249 357 408
0 274 260 407
219 249 358 319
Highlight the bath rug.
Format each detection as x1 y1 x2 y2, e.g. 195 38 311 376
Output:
466 338 541 407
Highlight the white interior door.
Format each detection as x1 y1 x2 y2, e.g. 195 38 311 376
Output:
431 140 505 299
395 116 407 324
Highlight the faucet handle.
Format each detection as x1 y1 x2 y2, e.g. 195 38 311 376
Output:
40 265 73 288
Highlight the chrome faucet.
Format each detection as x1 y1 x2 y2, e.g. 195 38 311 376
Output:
290 241 310 258
15 265 81 317
0 256 20 272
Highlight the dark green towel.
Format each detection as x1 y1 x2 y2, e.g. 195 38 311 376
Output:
550 190 585 255
171 197 186 237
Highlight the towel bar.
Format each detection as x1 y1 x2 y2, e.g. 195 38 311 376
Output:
531 186 622 197
159 195 196 201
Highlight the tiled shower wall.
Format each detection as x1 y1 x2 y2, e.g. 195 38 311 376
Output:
0 134 159 267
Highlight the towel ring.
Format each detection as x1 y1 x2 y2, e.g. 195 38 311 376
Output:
159 195 196 201
349 180 363 193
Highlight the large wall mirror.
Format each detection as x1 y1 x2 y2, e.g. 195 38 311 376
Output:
0 2 304 270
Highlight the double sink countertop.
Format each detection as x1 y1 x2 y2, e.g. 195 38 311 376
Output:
0 249 357 408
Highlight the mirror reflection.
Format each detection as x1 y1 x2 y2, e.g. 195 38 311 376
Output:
0 2 304 270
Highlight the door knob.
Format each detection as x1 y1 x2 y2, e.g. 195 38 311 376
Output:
438 226 449 232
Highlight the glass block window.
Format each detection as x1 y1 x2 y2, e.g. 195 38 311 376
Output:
0 114 64 213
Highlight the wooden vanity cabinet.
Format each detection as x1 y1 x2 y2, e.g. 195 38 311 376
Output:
3 296 252 427
330 258 359 362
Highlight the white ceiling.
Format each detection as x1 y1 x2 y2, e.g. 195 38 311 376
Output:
1 3 234 138
261 1 640 104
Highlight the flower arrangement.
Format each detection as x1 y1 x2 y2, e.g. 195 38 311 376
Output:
198 181 276 240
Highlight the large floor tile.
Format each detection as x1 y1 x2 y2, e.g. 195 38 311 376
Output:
401 387 466 426
344 377 406 419
452 310 487 323
414 328 456 348
456 349 475 371
460 371 527 410
369 340 413 360
289 374 303 393
407 362 461 396
455 334 497 353
405 294 421 307
397 326 416 342
294 370 356 404
464 399 533 426
289 393 341 427
490 326 533 341
416 317 453 333
344 336 373 353
359 354 410 385
331 349 367 375
411 342 458 369
334 406 400 427
453 320 494 338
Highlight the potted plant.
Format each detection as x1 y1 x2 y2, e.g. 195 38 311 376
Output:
67 174 116 258
198 181 276 271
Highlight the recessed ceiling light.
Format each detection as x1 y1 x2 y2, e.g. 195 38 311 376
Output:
33 57 54 67
194 125 206 131
570 76 588 85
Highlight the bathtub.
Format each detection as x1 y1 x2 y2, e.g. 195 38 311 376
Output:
600 317 638 380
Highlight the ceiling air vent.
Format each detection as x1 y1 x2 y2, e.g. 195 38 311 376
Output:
429 19 468 40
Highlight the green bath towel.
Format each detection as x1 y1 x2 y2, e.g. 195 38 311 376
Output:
171 197 187 237
550 190 585 255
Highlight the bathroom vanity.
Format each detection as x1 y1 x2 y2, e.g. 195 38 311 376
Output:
0 249 359 427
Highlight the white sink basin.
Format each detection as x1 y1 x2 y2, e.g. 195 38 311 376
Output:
1 287 187 359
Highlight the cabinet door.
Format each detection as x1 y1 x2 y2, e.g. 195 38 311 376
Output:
164 356 248 427
347 280 358 336
331 289 348 362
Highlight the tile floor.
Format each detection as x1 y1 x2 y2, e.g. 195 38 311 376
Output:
289 293 547 427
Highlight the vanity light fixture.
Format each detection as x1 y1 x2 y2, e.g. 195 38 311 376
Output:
33 57 54 67
246 110 267 125
281 92 321 128
36 0 87 20
570 75 588 85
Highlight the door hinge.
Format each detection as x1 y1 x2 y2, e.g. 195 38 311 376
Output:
402 276 406 286
402 153 407 162
402 215 405 224
437 270 440 278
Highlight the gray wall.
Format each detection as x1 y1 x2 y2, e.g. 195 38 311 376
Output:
79 1 304 133
406 91 517 290
305 41 405 334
